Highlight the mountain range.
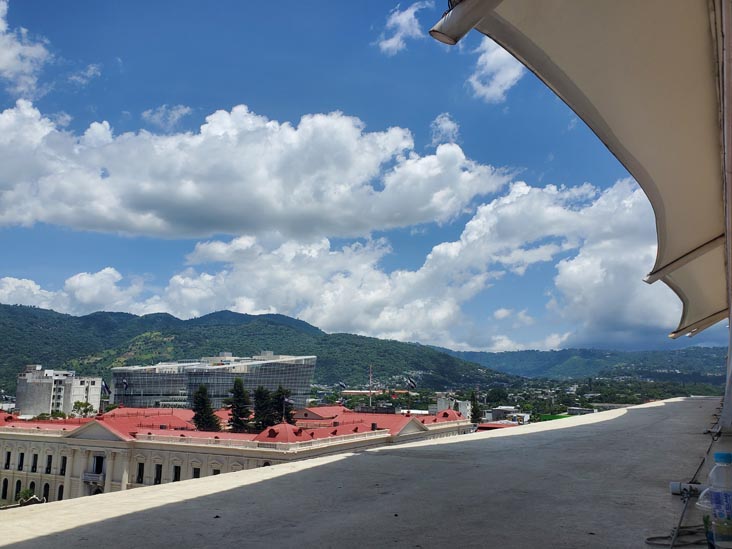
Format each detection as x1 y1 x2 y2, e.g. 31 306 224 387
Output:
0 304 512 392
0 304 726 394
436 346 727 383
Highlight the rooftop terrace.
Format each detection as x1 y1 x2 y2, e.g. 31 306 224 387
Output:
1 396 722 548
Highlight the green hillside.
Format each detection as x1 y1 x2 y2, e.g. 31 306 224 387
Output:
0 304 511 392
438 347 727 382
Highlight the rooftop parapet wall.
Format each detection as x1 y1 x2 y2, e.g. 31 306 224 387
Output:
0 397 720 548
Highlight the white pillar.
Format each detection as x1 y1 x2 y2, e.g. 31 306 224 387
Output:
75 449 89 498
103 451 114 493
62 448 74 500
119 452 129 491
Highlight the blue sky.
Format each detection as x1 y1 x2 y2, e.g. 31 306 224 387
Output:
0 0 725 351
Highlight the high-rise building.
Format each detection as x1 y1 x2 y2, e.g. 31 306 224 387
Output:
111 352 316 409
15 366 102 417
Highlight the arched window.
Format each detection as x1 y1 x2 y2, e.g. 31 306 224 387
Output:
1 478 7 500
262 461 271 467
14 480 21 500
57 484 64 501
28 481 35 495
42 483 49 501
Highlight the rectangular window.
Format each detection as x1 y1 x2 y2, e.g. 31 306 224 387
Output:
136 462 144 484
93 455 104 475
91 381 96 385
60 456 67 476
192 467 201 479
17 452 24 471
4 451 9 470
45 454 52 474
212 469 220 476
173 465 181 482
154 464 162 485
31 453 38 473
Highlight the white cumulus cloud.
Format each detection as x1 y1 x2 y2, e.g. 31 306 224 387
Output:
0 0 50 97
0 175 687 350
142 104 192 131
0 100 512 239
493 307 512 320
377 1 433 56
68 63 101 86
468 37 525 104
0 268 143 316
430 112 459 146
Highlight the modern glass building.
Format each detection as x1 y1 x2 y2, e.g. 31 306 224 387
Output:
111 352 316 409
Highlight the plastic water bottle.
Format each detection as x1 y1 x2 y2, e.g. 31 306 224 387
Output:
697 487 714 548
710 452 732 548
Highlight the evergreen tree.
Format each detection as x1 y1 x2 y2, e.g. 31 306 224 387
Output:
470 391 482 423
225 377 251 433
192 385 221 432
253 386 276 430
272 385 295 425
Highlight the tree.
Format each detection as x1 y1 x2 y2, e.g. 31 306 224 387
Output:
192 385 221 432
470 391 482 423
253 386 275 430
16 488 34 502
272 385 295 425
72 401 94 417
225 378 251 433
487 387 509 405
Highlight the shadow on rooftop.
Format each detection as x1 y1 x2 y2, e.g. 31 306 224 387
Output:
3 397 720 549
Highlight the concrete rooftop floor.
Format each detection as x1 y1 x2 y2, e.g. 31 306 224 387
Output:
0 397 722 548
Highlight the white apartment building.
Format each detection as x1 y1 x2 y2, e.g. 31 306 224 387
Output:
15 366 102 417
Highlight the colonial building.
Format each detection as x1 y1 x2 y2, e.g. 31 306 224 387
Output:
0 405 470 505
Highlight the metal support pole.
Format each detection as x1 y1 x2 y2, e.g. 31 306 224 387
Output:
719 0 732 432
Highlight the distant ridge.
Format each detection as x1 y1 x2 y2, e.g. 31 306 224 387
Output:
1 303 723 394
188 310 323 335
435 346 727 381
0 303 509 392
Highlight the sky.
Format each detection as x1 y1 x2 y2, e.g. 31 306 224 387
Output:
0 0 725 351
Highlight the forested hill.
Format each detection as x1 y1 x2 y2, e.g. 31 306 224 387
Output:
0 304 513 392
436 346 727 381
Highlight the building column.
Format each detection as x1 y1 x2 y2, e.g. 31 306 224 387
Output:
119 451 129 491
75 449 89 498
63 448 74 499
104 451 115 493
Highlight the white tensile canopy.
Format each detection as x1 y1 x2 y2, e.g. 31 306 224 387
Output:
430 0 732 426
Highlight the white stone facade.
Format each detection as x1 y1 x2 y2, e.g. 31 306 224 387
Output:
0 415 469 504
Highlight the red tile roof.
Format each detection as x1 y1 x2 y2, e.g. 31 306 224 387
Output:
434 409 464 421
0 417 92 431
293 406 350 420
142 429 258 441
253 423 315 443
100 407 196 437
214 409 231 424
296 408 470 435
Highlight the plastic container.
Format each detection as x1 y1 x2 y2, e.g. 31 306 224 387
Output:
697 487 715 548
709 452 732 548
